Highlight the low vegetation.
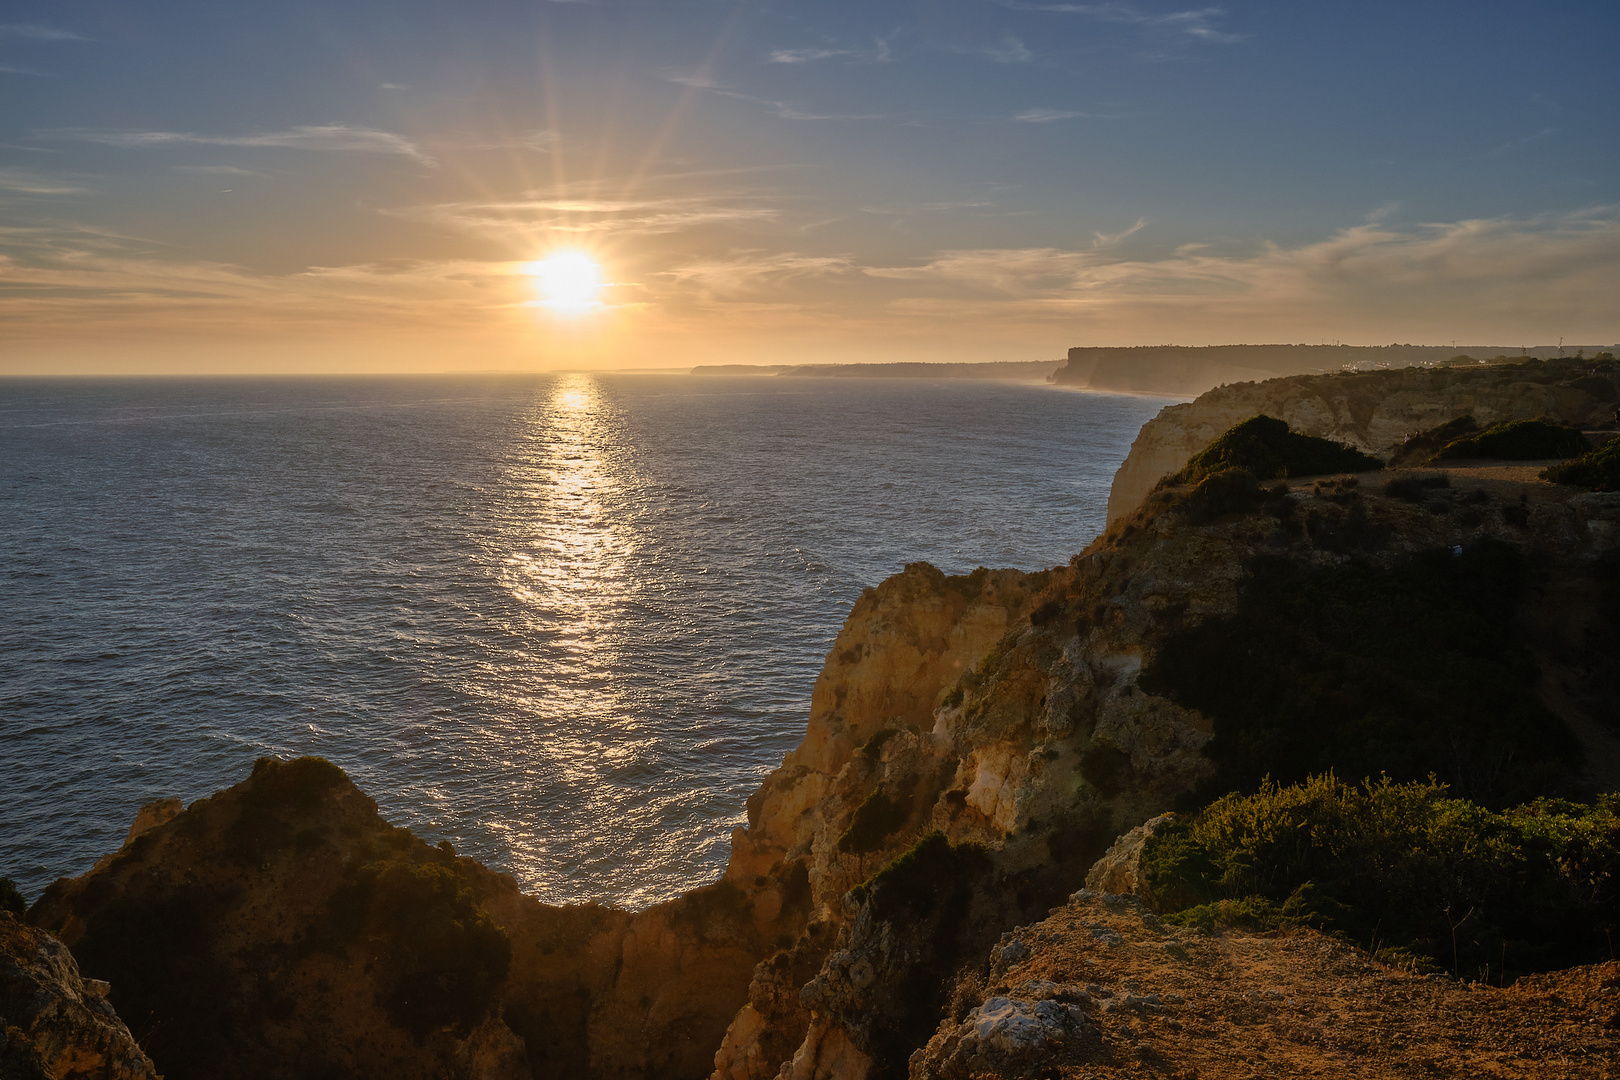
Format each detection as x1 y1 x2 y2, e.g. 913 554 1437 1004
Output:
1141 540 1579 804
1167 415 1382 486
1544 437 1620 491
329 858 512 1038
1433 418 1589 461
1141 774 1620 984
850 831 991 921
0 877 25 915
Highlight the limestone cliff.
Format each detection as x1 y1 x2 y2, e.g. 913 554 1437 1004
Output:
1105 359 1620 525
0 912 158 1080
713 458 1620 1080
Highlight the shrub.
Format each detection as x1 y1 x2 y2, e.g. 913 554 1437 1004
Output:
228 756 351 858
851 831 992 921
331 859 511 1038
1382 473 1450 502
0 877 25 915
1387 416 1478 467
839 787 911 855
1140 540 1579 803
1140 775 1620 983
1170 416 1382 486
1434 419 1589 461
1543 437 1620 491
1179 467 1264 523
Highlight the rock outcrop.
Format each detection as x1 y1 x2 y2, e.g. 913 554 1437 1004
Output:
1106 359 1620 525
0 912 158 1080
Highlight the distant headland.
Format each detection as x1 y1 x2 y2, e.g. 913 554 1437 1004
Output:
690 345 1620 399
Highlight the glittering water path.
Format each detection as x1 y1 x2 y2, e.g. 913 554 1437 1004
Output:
0 374 1169 906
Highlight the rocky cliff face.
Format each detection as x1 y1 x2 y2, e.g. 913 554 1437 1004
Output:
23 368 1620 1080
0 912 158 1080
1106 360 1620 525
713 459 1620 1080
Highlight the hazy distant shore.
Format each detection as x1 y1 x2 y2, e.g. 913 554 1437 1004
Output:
688 360 1062 380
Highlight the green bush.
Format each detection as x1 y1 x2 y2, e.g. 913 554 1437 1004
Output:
0 877 26 915
228 756 351 857
1142 774 1620 982
1434 419 1589 461
839 787 911 855
332 859 511 1038
851 831 991 921
1387 416 1478 467
1140 540 1578 803
1169 416 1382 486
1543 437 1620 491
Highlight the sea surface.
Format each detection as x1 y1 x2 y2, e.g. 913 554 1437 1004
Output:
0 373 1171 907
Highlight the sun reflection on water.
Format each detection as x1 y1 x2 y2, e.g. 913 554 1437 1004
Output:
471 373 684 903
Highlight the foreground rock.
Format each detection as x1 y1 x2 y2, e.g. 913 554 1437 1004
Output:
912 889 1620 1079
0 912 157 1080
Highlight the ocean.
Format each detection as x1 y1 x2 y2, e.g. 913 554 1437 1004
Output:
0 373 1170 907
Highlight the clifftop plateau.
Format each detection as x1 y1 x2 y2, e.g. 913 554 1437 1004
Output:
13 362 1620 1080
1106 357 1620 524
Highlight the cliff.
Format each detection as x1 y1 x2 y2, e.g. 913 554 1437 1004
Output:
1106 358 1620 525
0 911 158 1080
20 375 1620 1079
1052 344 1616 398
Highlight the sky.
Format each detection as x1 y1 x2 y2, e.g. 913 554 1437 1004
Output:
1 1 1617 374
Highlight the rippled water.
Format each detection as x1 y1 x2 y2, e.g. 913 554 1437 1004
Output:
0 373 1169 907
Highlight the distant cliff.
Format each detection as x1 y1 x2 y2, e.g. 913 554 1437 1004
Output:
1104 357 1620 525
1052 344 1614 397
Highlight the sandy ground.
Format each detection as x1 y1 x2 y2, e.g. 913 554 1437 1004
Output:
957 892 1620 1079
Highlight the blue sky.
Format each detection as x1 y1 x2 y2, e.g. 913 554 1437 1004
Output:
2 1 1617 372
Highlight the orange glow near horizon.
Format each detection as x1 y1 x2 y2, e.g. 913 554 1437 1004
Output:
526 252 605 316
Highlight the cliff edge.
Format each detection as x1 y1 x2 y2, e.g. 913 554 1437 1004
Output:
1105 358 1619 526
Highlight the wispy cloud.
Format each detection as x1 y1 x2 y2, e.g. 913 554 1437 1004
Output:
769 47 851 64
662 251 857 299
674 76 891 122
981 34 1034 63
1015 108 1084 123
0 64 53 76
1485 126 1556 159
173 165 259 176
1093 217 1147 247
1003 3 1244 44
392 193 778 240
0 23 82 41
56 124 433 164
0 168 89 195
853 210 1620 340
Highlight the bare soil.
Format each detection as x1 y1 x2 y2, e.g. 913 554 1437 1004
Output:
961 892 1620 1079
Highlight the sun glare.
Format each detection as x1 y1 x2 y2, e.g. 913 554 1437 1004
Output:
526 251 604 315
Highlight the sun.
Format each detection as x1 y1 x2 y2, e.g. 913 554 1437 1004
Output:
525 251 604 315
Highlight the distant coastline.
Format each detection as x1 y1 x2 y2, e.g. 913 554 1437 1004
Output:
1052 343 1618 397
688 360 1062 381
